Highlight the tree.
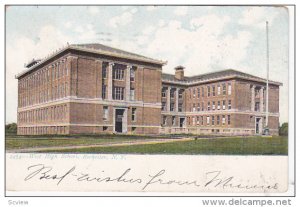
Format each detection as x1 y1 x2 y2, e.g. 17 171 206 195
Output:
5 123 17 134
279 122 288 136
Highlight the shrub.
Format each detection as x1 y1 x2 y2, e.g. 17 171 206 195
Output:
279 122 288 136
5 123 17 134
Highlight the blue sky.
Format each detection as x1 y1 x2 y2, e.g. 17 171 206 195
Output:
6 6 289 124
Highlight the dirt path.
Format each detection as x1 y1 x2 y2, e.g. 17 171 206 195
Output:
6 138 194 153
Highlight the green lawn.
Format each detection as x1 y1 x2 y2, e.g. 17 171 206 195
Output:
5 134 161 150
33 136 288 155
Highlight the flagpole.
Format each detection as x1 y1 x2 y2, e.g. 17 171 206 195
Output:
265 21 269 134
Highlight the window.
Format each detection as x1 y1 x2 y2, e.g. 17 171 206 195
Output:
212 116 215 125
170 103 175 111
193 103 196 112
113 87 124 100
132 108 136 122
62 84 65 98
222 84 226 95
207 101 210 111
228 100 232 110
228 83 232 95
163 116 167 125
113 68 125 80
58 85 61 99
192 117 196 125
178 89 183 99
217 85 221 95
196 116 200 125
207 86 210 97
65 82 68 96
178 103 183 112
102 85 106 99
53 86 56 100
212 101 215 110
162 88 167 98
201 87 204 97
130 88 135 101
56 66 58 79
57 86 59 99
47 69 50 80
227 115 231 125
193 88 196 98
222 100 226 110
102 62 108 78
255 102 260 111
212 85 216 96
130 68 135 81
58 65 61 78
222 115 226 125
162 102 166 111
201 116 203 125
197 88 200 98
197 103 200 112
170 89 175 99
217 115 220 125
103 106 109 120
172 116 176 126
206 116 210 125
217 101 221 110
255 88 260 98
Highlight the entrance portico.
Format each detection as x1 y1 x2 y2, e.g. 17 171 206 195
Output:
113 107 128 133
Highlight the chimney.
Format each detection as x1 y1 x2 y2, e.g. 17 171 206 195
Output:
174 65 185 80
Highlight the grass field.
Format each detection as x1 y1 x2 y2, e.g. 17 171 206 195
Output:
5 134 161 150
24 136 288 155
6 134 288 155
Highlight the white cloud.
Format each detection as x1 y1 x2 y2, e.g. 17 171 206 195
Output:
190 14 230 34
239 7 280 27
87 6 100 15
158 20 166 27
108 8 138 28
64 21 72 29
74 24 98 41
174 6 188 16
74 25 84 33
130 7 138 14
142 25 155 35
139 15 252 77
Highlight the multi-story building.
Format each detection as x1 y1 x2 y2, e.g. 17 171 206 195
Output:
16 43 282 136
16 44 165 135
161 67 281 135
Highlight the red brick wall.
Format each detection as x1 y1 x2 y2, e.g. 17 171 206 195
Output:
142 68 162 103
235 80 251 111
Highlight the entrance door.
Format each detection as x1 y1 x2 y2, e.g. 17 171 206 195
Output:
115 109 125 133
255 118 261 134
179 118 185 128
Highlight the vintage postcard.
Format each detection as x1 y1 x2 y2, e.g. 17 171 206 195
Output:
4 5 294 196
